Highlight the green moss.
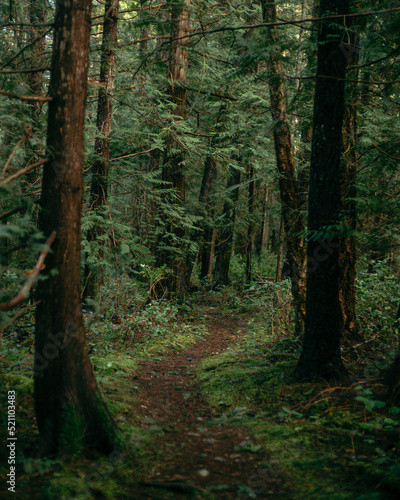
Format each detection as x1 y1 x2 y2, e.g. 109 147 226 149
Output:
196 340 400 499
196 348 295 409
57 403 86 454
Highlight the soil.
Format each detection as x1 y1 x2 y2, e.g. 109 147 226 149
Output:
130 311 285 499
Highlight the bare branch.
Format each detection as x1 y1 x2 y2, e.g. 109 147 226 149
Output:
0 300 41 339
110 147 159 161
0 231 56 312
0 67 50 74
0 158 49 188
0 89 52 102
0 199 40 222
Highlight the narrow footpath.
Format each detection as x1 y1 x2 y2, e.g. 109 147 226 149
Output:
131 311 284 499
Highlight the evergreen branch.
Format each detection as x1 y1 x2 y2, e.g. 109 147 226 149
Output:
170 7 400 43
283 74 400 85
0 27 53 70
371 143 400 161
184 85 237 101
0 231 56 312
348 47 400 70
0 89 52 102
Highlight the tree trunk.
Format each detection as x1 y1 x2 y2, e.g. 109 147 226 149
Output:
84 0 119 305
246 165 255 284
339 29 359 339
262 0 307 335
157 0 189 299
275 215 285 283
213 165 240 287
260 187 272 254
34 0 119 456
294 0 349 382
198 155 218 281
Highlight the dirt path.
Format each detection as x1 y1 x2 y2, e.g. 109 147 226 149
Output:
131 311 283 499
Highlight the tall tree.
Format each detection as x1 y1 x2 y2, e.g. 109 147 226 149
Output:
84 0 119 305
261 0 307 334
339 27 359 338
34 0 119 455
295 0 349 381
157 0 190 299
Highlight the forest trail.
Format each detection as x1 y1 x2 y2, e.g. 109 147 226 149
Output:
131 310 283 499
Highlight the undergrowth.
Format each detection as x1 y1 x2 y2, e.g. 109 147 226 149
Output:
1 261 400 498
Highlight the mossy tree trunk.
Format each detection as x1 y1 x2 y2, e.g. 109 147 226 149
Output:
34 0 119 456
294 0 349 381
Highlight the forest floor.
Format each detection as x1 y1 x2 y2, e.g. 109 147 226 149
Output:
130 310 282 499
2 293 400 499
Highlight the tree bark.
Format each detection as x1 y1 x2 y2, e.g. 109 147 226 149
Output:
294 0 349 381
84 0 119 305
34 0 119 455
339 29 359 339
261 0 307 335
157 0 190 299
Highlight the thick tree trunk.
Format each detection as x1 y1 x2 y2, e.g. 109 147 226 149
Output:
262 0 307 334
84 0 119 304
157 1 189 299
34 0 119 455
213 165 240 287
294 0 349 381
339 30 359 338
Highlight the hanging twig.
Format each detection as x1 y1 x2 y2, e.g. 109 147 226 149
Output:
1 135 29 177
0 231 56 312
0 158 49 187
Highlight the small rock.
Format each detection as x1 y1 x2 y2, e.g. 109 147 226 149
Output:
197 469 209 477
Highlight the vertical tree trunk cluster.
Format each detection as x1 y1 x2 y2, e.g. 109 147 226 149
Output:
84 0 119 304
35 0 118 455
262 0 307 334
157 0 190 299
295 0 349 381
